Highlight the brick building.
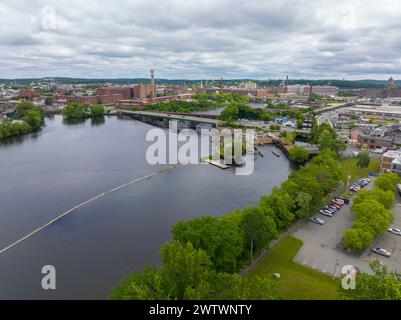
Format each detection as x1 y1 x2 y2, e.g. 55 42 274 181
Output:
357 134 394 150
19 89 37 100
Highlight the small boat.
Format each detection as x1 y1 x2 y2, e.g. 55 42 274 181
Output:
272 151 281 157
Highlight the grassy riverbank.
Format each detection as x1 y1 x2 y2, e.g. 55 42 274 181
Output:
247 236 340 300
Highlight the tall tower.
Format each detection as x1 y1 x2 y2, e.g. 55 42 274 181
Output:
387 77 394 99
284 75 289 93
150 69 156 98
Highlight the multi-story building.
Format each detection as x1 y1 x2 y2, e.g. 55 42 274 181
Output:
133 84 156 99
381 150 401 174
301 86 339 96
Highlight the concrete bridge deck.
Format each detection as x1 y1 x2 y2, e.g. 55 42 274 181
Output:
120 110 224 126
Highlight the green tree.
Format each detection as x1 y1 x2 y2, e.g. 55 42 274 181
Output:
343 227 374 250
342 260 401 300
317 129 346 154
239 206 277 259
357 152 370 168
172 216 244 273
89 104 107 117
45 97 53 105
288 146 309 163
375 173 400 192
62 102 87 119
110 267 166 300
160 241 215 300
260 189 296 230
353 188 395 210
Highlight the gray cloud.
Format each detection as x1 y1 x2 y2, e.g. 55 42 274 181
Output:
0 0 401 79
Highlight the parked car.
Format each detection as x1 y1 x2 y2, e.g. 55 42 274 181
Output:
371 247 391 258
333 198 344 206
388 227 401 236
320 210 334 217
349 185 361 192
329 202 341 209
310 217 325 225
337 196 350 204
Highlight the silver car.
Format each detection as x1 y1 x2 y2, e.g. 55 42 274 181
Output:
310 217 325 225
388 227 401 236
371 247 391 258
320 210 333 217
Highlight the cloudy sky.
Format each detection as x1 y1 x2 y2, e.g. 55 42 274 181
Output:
1 0 401 80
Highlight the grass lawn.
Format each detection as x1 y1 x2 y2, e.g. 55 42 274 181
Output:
339 157 380 184
247 236 341 300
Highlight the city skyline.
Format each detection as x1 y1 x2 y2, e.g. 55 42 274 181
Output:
1 0 401 80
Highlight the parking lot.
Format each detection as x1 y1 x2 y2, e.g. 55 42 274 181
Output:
292 181 401 276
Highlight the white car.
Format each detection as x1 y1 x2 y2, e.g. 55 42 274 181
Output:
371 247 391 258
388 227 401 236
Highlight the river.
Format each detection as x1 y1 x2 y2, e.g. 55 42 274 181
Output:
0 115 291 299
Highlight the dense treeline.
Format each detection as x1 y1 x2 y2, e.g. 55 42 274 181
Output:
0 102 44 139
309 122 346 154
111 149 343 300
344 173 400 250
144 92 248 113
62 102 108 119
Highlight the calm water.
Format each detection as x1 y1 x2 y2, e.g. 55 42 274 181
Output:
0 115 291 299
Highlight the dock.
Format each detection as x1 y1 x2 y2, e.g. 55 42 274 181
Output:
203 159 230 169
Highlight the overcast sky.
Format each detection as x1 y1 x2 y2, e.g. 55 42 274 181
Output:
1 0 401 80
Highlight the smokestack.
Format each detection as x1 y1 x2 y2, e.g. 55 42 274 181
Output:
309 84 313 100
150 69 155 86
284 75 288 93
150 69 155 98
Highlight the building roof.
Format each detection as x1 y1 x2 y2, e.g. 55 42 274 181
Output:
383 150 401 158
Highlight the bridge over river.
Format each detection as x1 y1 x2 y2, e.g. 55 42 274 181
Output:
120 110 224 127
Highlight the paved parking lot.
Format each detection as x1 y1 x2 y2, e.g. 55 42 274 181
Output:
292 182 401 276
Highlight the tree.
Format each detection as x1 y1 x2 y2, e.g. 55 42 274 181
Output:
295 192 313 218
45 97 53 106
239 206 277 258
342 260 401 300
317 129 346 154
353 188 395 210
343 227 374 250
357 152 370 168
62 102 87 119
260 189 295 230
110 267 166 300
375 173 400 192
289 146 309 163
172 216 244 273
160 241 215 300
89 104 107 117
353 200 393 237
